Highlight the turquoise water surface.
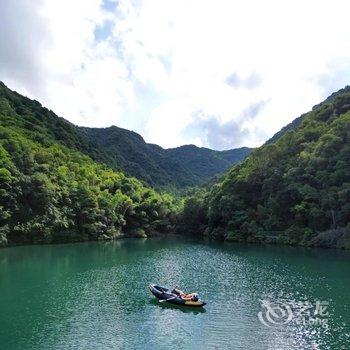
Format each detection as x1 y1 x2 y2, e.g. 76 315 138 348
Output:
0 238 349 349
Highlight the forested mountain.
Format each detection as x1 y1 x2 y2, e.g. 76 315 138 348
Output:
0 82 179 246
180 86 350 249
78 126 252 188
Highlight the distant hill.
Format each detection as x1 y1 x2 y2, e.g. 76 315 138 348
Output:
77 126 252 188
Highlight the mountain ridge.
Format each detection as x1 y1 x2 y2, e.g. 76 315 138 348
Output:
77 125 252 188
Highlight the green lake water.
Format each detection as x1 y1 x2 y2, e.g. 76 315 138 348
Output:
0 238 349 349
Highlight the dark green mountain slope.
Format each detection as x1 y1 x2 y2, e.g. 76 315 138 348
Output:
78 126 252 188
180 86 350 248
0 82 178 246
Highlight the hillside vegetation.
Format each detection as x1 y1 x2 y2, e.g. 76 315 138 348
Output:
78 126 252 188
0 82 178 246
2 81 350 249
180 87 350 248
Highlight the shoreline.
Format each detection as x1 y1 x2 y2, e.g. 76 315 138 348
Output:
1 231 349 250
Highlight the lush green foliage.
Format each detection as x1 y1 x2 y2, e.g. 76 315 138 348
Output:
78 127 252 188
176 188 209 236
0 82 179 245
182 87 350 245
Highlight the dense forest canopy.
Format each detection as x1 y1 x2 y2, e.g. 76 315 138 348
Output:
0 82 179 246
180 86 350 248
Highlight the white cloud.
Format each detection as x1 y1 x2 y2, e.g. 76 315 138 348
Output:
146 100 194 148
1 0 350 149
0 0 134 127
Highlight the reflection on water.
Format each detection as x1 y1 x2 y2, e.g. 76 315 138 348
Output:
148 299 207 315
0 238 349 349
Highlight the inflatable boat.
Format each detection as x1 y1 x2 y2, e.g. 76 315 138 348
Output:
149 284 206 307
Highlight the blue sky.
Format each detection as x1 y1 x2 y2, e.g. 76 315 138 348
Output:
1 0 350 150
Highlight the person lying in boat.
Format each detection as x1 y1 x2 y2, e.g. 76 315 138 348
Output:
172 287 199 301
